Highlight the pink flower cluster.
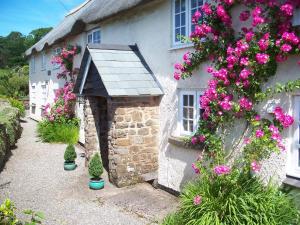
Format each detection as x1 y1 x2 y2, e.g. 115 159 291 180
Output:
192 163 200 174
239 97 253 111
251 161 261 173
280 3 293 17
193 195 202 205
273 106 294 128
213 165 231 175
252 6 265 27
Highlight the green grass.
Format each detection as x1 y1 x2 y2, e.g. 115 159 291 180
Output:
37 120 79 145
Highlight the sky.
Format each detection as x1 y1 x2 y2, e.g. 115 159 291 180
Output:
0 0 85 36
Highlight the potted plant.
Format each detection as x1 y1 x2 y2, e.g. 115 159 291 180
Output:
88 153 104 190
64 144 77 170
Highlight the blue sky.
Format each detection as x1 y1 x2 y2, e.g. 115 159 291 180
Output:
0 0 85 36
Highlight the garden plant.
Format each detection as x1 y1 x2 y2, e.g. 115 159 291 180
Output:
63 144 77 171
88 153 104 190
164 0 300 224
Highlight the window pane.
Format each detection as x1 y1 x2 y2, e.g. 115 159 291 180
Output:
175 28 180 42
189 120 194 132
181 26 186 37
183 108 188 118
200 108 205 119
175 0 180 14
191 0 197 8
189 95 194 106
183 119 188 131
181 13 186 26
181 0 186 11
183 95 188 106
175 14 180 27
188 108 194 119
88 34 92 43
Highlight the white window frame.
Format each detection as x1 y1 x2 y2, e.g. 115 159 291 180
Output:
172 0 205 46
179 90 203 136
31 56 35 74
87 28 101 44
53 47 62 70
288 96 300 178
41 51 46 70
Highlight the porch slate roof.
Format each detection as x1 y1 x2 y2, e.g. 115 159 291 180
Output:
73 44 163 97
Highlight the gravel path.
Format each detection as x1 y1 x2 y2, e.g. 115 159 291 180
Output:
0 118 178 225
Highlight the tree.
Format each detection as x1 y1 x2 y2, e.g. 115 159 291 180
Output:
25 27 52 48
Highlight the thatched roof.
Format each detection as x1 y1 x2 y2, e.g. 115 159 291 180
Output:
25 0 152 56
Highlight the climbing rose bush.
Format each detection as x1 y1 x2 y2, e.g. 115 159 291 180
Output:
166 0 300 224
44 45 81 121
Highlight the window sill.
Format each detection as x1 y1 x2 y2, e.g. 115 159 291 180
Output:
168 135 203 150
168 43 194 51
283 176 300 189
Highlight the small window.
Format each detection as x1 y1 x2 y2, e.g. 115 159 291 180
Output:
173 0 187 44
31 104 36 114
53 47 61 69
179 90 203 135
41 52 46 70
172 0 204 46
31 56 35 73
41 81 48 105
87 29 101 44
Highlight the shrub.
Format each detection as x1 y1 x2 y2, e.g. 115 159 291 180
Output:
88 153 103 179
164 173 300 225
37 119 79 144
8 98 25 117
0 199 44 225
64 144 77 163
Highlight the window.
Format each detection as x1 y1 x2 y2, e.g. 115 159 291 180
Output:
289 96 300 178
31 104 36 115
31 84 36 101
41 51 46 70
53 47 61 69
179 90 203 135
41 81 48 105
173 0 204 46
31 56 35 73
87 29 101 44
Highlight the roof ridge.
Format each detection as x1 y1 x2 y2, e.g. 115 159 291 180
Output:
65 0 92 17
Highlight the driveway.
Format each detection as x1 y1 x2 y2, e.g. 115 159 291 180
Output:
0 118 178 225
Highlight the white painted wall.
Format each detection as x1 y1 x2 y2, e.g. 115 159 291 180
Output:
29 0 300 191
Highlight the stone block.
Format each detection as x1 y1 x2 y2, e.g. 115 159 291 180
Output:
116 108 126 115
138 128 149 135
132 136 144 144
132 111 142 122
116 122 129 129
116 138 131 146
114 148 129 155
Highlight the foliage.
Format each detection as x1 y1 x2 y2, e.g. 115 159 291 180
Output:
88 153 103 179
64 144 77 163
163 174 299 225
37 118 79 145
168 0 300 224
0 199 44 225
0 66 29 98
24 27 52 48
0 28 52 68
8 98 25 117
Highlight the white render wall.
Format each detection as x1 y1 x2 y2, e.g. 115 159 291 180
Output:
29 0 300 191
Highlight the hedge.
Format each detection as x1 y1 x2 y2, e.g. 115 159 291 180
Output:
0 100 22 169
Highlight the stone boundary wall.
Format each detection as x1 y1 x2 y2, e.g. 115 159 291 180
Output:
0 100 22 170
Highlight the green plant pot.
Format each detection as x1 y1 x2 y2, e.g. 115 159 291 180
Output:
89 178 104 190
64 162 76 171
